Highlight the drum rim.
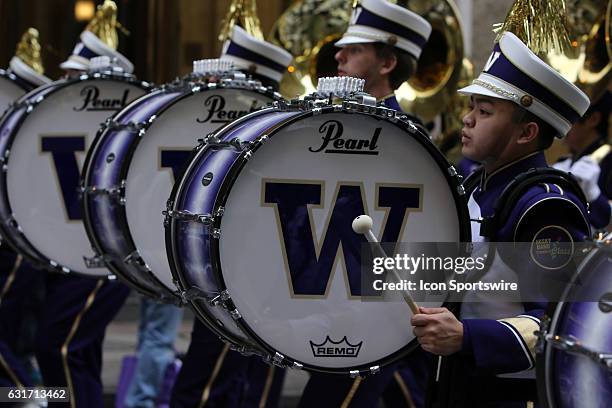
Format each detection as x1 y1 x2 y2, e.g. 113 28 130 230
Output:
179 103 471 374
165 106 285 350
535 242 608 408
0 73 150 276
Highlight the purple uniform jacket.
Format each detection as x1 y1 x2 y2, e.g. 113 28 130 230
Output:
429 151 590 407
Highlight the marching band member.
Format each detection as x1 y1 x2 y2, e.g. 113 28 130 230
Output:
553 91 612 229
299 1 432 407
32 2 133 406
0 27 52 389
170 25 292 408
412 29 592 407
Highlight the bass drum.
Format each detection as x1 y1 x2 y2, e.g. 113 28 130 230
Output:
165 98 470 373
0 69 32 114
0 71 150 276
82 77 281 301
537 234 612 408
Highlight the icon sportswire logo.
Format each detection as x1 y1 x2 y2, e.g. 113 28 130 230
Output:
310 336 363 357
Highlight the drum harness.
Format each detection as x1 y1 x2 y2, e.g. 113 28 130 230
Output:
463 165 612 371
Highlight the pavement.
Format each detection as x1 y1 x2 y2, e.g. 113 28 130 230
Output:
102 293 310 407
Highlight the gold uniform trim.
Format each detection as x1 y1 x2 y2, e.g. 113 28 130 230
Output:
0 254 24 388
0 352 23 388
340 377 362 408
61 279 104 408
199 344 230 408
393 371 416 408
0 254 22 302
498 316 540 361
258 365 276 408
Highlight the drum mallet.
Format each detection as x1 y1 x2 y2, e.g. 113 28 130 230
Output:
352 214 419 314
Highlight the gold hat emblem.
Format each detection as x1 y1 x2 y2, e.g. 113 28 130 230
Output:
387 35 398 46
86 0 128 50
15 28 45 75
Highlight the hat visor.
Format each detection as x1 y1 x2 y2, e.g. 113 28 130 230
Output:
60 59 88 71
458 83 513 102
335 35 377 48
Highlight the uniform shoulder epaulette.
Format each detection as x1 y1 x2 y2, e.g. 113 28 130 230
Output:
479 167 588 239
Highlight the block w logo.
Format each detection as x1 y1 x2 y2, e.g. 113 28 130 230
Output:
263 180 422 298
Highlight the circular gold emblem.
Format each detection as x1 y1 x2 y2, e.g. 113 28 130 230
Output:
248 64 257 73
520 95 533 107
387 35 398 46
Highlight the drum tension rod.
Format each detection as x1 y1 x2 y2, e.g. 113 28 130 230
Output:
162 209 214 225
102 117 147 132
197 135 252 152
536 318 612 370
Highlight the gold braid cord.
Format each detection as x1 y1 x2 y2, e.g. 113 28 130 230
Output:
15 28 45 75
218 0 264 42
85 0 129 50
494 0 572 57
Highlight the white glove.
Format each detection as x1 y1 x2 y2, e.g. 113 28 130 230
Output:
570 156 601 202
552 158 571 172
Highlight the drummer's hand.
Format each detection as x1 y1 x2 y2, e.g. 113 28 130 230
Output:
411 307 463 356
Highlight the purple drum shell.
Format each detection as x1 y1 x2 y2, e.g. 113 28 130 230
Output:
83 89 181 297
542 251 612 408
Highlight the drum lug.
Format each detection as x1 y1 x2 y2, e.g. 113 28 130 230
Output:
229 343 255 356
229 308 242 320
354 94 377 107
123 250 151 273
199 135 252 152
178 286 208 304
535 315 550 354
291 362 303 370
80 182 126 203
272 352 285 367
162 209 214 225
49 259 70 274
349 370 361 378
214 206 225 218
456 185 466 196
208 289 231 307
83 254 110 268
369 365 380 375
102 118 146 132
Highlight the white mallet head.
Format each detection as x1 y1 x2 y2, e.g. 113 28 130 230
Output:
352 215 373 234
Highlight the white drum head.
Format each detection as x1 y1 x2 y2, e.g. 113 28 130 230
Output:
0 75 28 115
7 78 147 276
219 113 460 368
125 88 274 291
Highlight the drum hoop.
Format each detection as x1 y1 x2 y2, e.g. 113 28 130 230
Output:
0 74 150 276
205 106 470 373
165 107 283 349
536 242 605 407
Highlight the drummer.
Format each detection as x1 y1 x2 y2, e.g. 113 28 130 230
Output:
169 25 292 408
0 28 51 389
411 28 592 407
299 1 433 407
32 2 134 406
553 91 612 229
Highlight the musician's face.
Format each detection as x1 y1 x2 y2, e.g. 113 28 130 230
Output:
335 43 382 84
461 95 523 166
